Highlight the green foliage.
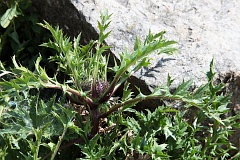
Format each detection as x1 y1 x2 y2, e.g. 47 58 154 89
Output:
0 10 239 160
0 0 53 70
0 1 20 28
0 94 80 159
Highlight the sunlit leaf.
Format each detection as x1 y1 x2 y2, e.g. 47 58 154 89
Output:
0 4 19 28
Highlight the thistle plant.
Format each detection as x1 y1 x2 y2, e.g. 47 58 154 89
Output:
0 12 239 159
2 12 177 136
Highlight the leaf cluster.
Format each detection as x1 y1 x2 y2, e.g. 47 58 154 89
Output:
0 0 53 70
0 94 81 159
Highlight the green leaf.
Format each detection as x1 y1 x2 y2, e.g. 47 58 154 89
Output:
173 79 193 95
122 81 133 101
163 126 176 140
0 4 19 28
9 31 20 44
206 59 215 82
73 34 81 49
167 74 174 87
134 37 141 51
192 83 208 98
99 31 111 43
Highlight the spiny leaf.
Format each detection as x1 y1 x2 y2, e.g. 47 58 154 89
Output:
173 79 193 95
167 74 174 87
192 83 209 98
99 31 111 43
206 59 215 81
163 121 176 140
73 34 81 49
134 36 141 51
0 70 15 77
122 81 133 101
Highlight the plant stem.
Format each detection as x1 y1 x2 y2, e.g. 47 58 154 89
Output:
32 128 43 160
43 134 95 160
44 83 96 109
90 107 100 136
50 125 68 160
99 96 148 118
99 94 200 118
34 140 41 160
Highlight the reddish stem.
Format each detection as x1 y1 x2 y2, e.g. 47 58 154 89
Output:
44 83 96 109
